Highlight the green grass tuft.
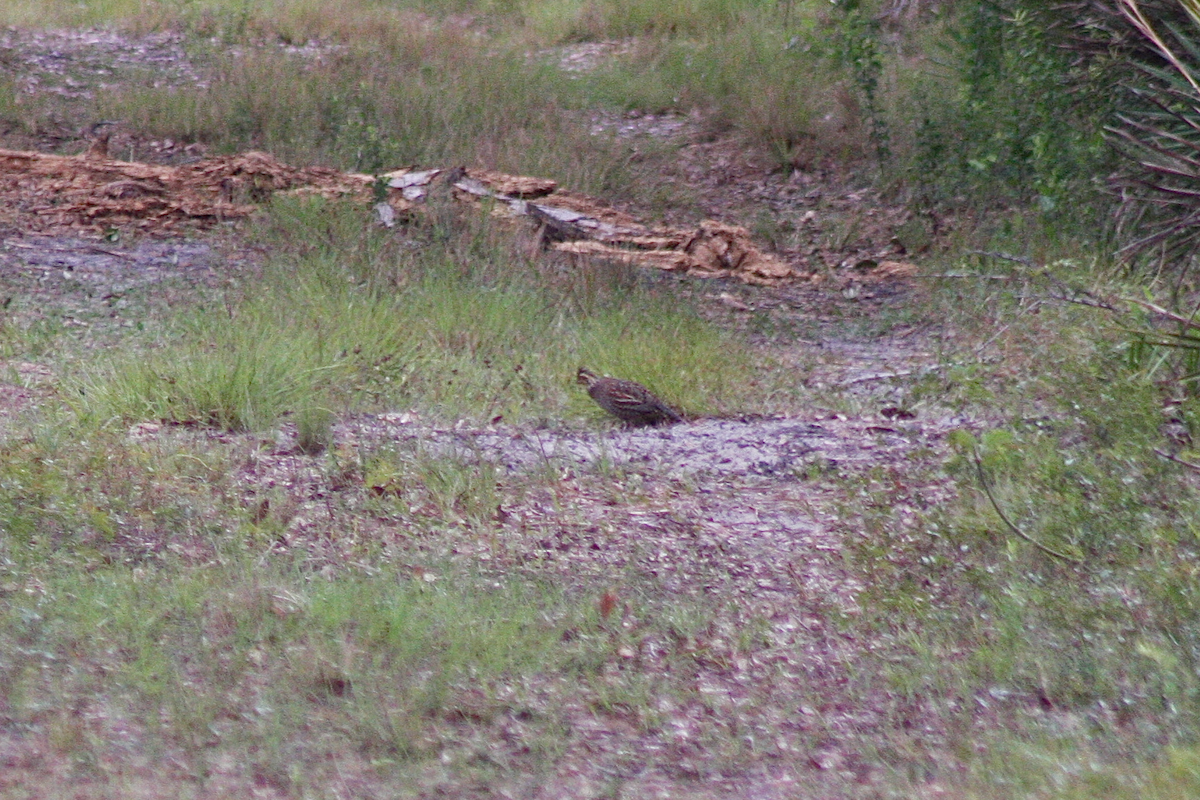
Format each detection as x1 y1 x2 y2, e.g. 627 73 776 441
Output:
72 198 761 430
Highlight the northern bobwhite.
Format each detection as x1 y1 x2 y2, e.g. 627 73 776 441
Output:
83 121 117 159
576 367 684 427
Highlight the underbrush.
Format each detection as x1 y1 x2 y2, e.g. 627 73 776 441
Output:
73 197 760 431
841 268 1200 798
888 5 1116 224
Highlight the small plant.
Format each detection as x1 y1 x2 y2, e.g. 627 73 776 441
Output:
830 0 890 163
296 405 336 455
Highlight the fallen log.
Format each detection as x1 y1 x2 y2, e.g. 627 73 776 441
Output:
0 146 800 284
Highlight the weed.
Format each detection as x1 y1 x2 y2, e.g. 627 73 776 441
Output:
365 442 501 528
0 70 21 127
838 269 1200 796
295 405 335 455
828 0 890 164
892 2 1115 225
563 0 779 40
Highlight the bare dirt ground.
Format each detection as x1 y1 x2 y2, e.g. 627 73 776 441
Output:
0 27 979 799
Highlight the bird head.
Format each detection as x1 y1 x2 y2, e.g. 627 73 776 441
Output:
576 367 598 387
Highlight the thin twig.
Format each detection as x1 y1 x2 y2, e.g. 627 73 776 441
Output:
1153 447 1200 473
1050 292 1120 311
3 239 136 261
965 250 1039 268
968 250 1118 311
972 447 1084 564
973 300 1045 357
908 273 1015 280
525 428 558 477
840 369 921 386
1120 295 1200 330
172 452 219 475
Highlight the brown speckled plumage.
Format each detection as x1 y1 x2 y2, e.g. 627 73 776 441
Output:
576 367 683 426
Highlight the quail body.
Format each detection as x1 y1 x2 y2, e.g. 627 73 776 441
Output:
576 367 684 427
83 121 118 159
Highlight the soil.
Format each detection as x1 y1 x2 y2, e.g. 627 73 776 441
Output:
0 26 976 799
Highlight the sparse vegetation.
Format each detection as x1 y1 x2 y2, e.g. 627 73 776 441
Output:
0 550 609 790
5 1 1200 798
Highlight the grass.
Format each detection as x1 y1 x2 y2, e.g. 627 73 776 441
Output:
0 551 600 790
5 2 1200 797
72 197 762 431
559 0 788 40
827 263 1200 797
0 414 805 796
0 0 507 32
0 0 795 39
3 0 860 190
580 23 857 166
0 0 1115 234
0 391 779 793
95 33 645 193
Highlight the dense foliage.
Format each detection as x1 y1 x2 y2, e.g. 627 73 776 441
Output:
882 0 1200 270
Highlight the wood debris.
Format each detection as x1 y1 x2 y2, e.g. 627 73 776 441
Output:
444 171 798 284
0 146 799 284
0 147 371 233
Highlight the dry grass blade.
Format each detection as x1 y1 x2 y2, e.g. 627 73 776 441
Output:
1120 294 1200 329
1154 447 1200 471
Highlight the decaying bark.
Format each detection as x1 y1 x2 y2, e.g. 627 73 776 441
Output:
0 147 799 285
